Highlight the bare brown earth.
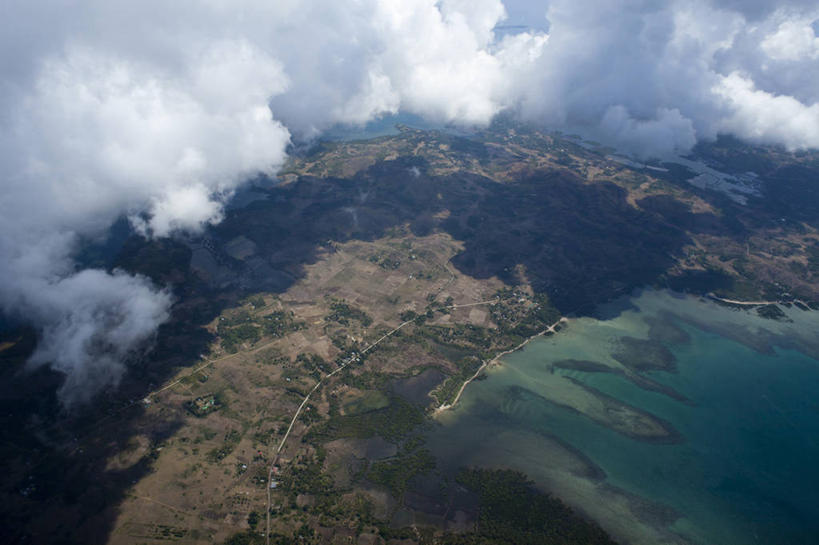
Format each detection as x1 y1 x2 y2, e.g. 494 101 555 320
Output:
102 232 518 544
3 124 819 545
284 124 819 305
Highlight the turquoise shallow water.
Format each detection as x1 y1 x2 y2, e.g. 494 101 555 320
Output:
427 291 819 545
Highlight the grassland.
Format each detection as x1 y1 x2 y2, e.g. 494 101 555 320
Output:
51 228 567 545
3 121 819 545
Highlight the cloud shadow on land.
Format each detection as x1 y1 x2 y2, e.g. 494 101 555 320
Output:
0 150 733 543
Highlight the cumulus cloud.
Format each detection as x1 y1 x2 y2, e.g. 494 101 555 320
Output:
0 5 293 405
599 106 698 159
0 0 533 406
713 72 819 149
22 269 172 406
1 0 818 405
510 0 819 155
762 18 819 61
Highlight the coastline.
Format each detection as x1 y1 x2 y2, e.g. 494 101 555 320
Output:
433 317 568 415
707 293 816 311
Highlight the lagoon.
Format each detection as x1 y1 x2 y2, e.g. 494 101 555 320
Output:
426 290 819 544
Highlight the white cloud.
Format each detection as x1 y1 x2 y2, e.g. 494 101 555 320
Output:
599 106 698 159
509 0 819 156
762 17 819 61
6 41 290 237
0 16 293 405
23 269 172 406
1 0 819 404
0 0 536 405
713 72 819 149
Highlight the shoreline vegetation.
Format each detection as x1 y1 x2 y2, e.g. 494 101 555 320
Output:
11 124 819 545
141 129 819 545
223 292 819 545
434 317 568 414
707 292 817 311
438 468 618 545
263 297 503 544
706 293 818 321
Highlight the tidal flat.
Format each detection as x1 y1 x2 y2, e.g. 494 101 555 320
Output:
425 290 819 545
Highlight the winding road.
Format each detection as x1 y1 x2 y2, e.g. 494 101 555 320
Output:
433 317 567 414
264 297 499 544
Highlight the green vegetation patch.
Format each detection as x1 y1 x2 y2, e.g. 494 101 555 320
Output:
420 324 493 351
221 309 253 327
439 468 617 545
220 323 261 353
222 531 265 545
280 448 339 515
206 429 243 463
219 306 304 353
246 295 266 309
432 356 483 406
306 396 425 443
490 291 561 340
262 310 305 338
325 298 373 327
295 352 329 380
369 252 402 270
185 393 220 417
366 437 435 498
